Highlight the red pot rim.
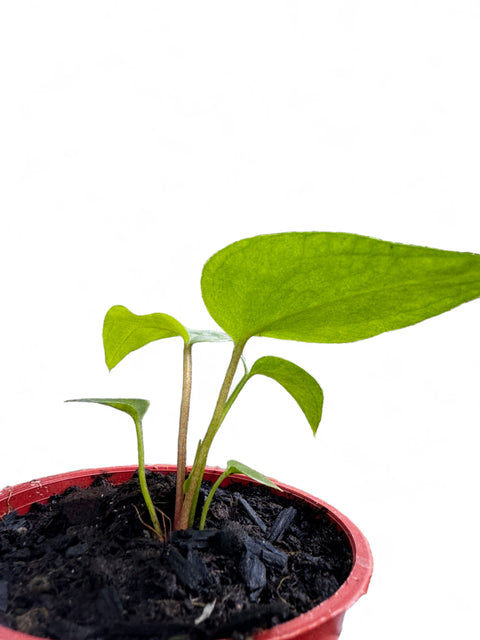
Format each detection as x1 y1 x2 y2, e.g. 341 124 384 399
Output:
0 465 373 640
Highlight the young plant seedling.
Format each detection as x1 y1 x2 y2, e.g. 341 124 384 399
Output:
65 398 164 539
71 232 480 534
199 460 282 531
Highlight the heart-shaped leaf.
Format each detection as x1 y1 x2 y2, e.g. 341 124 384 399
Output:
247 356 323 435
103 306 233 370
201 232 480 344
103 305 189 370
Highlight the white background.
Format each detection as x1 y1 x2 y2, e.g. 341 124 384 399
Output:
1 2 479 639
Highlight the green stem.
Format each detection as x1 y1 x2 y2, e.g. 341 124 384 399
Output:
219 364 250 425
174 342 193 530
134 416 163 539
199 469 228 530
190 367 250 528
177 340 246 529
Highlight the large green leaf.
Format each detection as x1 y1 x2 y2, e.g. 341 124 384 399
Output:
103 305 189 370
247 356 323 435
65 398 150 422
201 232 480 344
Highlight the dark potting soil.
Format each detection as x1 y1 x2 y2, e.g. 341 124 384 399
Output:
0 471 353 640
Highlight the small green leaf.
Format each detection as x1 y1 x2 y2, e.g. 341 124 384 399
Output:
65 397 150 422
199 459 281 529
103 305 189 370
186 329 233 345
201 232 480 344
225 459 282 491
247 356 323 435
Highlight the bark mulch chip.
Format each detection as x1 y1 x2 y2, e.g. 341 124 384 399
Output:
0 471 353 640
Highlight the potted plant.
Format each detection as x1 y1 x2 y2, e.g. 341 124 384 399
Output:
1 231 479 640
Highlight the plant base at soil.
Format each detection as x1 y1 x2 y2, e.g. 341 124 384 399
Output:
0 467 372 640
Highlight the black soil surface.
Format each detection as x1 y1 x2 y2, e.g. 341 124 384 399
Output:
0 471 352 640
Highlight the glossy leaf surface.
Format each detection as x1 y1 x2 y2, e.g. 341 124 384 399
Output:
201 232 480 344
247 356 323 435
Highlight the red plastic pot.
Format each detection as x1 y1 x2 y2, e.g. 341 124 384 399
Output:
0 465 373 640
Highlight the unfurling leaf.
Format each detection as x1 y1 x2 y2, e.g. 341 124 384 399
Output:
247 356 323 435
103 305 189 370
201 232 480 344
186 329 232 345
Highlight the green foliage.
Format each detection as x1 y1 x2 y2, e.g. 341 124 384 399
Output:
103 305 232 370
69 231 480 534
222 459 282 490
201 232 480 344
65 398 162 538
199 459 282 529
186 329 232 345
246 356 323 435
103 306 189 370
66 397 150 421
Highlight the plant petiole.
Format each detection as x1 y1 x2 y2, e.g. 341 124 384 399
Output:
178 340 246 529
133 414 164 540
198 469 229 530
174 342 193 529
